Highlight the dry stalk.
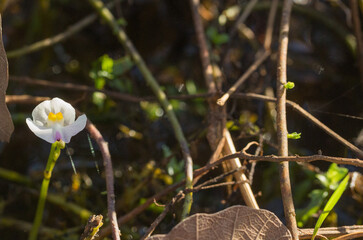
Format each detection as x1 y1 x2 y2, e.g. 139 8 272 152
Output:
276 0 298 238
223 131 259 208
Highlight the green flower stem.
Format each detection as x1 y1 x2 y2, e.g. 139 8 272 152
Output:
88 0 194 219
28 141 65 240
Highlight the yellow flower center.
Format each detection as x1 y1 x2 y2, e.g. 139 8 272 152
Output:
48 112 64 122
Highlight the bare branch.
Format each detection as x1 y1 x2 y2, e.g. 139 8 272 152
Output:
88 0 194 221
86 122 121 239
276 0 298 238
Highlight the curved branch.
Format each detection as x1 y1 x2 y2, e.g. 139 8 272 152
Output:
88 0 194 223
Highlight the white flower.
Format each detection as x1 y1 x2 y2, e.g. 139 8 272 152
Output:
26 98 87 143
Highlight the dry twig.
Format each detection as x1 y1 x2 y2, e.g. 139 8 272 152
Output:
332 232 363 240
299 226 363 239
88 0 194 220
217 50 270 106
349 0 363 90
276 0 298 238
232 93 363 158
86 123 121 239
7 10 99 58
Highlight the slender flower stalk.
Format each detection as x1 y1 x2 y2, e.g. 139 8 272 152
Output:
26 97 87 240
28 140 65 240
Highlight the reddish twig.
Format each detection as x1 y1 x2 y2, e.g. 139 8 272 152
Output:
331 231 363 240
217 0 278 106
140 192 185 240
141 167 246 239
10 76 141 103
232 93 363 158
6 91 363 159
4 95 121 240
189 0 215 94
263 0 279 50
299 226 363 239
87 0 194 220
5 94 49 105
86 122 121 239
229 0 259 39
189 0 226 151
276 0 298 238
6 1 118 59
217 50 270 106
349 0 363 90
189 0 259 209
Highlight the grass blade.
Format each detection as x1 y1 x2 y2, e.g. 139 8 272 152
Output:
311 174 350 240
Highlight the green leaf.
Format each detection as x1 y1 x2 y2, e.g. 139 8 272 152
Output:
100 54 114 73
316 163 348 189
186 80 197 94
206 26 229 46
113 56 133 76
92 92 106 109
287 132 301 139
139 198 165 214
311 174 350 240
116 18 127 26
284 81 295 89
326 163 348 189
296 189 328 227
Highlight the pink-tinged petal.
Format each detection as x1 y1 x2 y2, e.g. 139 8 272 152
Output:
26 118 55 143
61 114 87 143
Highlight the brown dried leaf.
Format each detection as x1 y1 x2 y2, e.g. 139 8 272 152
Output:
147 205 292 240
0 15 14 142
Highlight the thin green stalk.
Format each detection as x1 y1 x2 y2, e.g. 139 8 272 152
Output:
88 0 194 219
28 140 65 240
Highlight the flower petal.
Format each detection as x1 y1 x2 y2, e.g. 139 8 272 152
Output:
32 100 52 126
26 118 55 143
50 98 75 125
61 114 87 143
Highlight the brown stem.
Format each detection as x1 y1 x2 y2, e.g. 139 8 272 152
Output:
140 192 184 240
6 91 363 158
141 167 246 239
85 122 121 240
87 0 194 220
223 130 259 208
350 0 363 90
264 0 279 50
217 50 270 106
276 0 298 238
10 76 141 103
97 143 363 238
232 92 363 158
229 0 259 39
328 232 363 240
299 226 363 239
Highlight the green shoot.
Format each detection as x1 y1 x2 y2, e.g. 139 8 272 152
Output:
311 174 350 240
287 132 301 139
284 81 295 89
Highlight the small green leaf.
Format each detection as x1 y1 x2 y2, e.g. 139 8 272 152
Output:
206 26 229 46
311 174 350 240
284 81 295 89
296 189 328 227
287 132 301 139
326 163 348 189
116 18 127 26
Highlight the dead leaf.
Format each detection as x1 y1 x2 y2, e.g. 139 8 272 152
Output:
0 14 14 142
147 205 292 240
